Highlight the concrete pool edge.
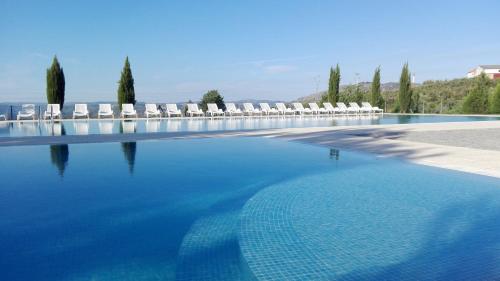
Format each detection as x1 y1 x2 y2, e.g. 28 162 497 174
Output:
1 120 500 179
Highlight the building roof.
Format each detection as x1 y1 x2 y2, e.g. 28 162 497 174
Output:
479 65 500 69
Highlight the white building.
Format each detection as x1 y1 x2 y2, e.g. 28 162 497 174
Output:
467 65 500 79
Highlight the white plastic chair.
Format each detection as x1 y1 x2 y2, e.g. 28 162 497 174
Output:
73 104 89 119
323 102 341 114
186 104 204 117
144 103 161 118
243 103 261 116
121 104 137 118
308 103 327 114
224 103 243 116
337 102 357 114
362 102 384 113
206 103 224 117
292 103 312 115
259 103 279 115
166 104 182 117
17 104 36 120
44 104 62 119
275 103 294 115
98 104 114 118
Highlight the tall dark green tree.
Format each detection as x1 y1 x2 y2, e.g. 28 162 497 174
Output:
462 73 490 114
490 83 500 114
398 63 413 113
46 56 65 109
371 66 384 108
117 57 136 109
200 90 226 111
327 64 340 104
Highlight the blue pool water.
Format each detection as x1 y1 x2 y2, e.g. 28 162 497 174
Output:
1 138 500 280
1 114 499 137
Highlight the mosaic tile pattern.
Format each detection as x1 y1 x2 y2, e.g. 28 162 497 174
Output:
239 165 500 280
176 211 256 281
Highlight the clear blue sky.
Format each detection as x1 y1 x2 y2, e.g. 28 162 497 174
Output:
1 0 499 102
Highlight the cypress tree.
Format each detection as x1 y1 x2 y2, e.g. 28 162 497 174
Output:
46 56 65 109
490 83 500 114
371 66 384 108
398 63 413 113
462 73 490 114
117 57 136 109
327 64 340 104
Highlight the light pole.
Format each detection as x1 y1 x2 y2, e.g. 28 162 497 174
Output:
314 75 320 97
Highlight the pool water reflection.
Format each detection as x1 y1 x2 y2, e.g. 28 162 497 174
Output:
1 114 500 137
1 138 500 280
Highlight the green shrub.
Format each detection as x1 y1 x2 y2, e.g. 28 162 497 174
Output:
200 90 225 111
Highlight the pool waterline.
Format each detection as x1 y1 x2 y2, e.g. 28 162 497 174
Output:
1 114 499 138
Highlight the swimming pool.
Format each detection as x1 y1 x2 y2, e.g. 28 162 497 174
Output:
1 114 499 137
1 137 499 280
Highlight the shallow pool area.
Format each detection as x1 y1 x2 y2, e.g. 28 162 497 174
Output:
1 137 500 280
1 114 500 137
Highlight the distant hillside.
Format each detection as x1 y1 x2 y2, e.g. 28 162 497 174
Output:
297 82 401 103
297 78 499 113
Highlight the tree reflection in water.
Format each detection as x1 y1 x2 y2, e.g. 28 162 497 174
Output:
121 142 137 174
50 144 69 177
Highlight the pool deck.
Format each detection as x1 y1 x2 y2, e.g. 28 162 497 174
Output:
243 121 500 179
1 120 500 178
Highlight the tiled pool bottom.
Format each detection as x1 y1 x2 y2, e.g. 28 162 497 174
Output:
1 138 500 280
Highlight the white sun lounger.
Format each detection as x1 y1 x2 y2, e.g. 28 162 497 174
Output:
337 102 358 114
276 103 294 115
323 102 341 114
259 103 279 115
187 103 204 117
144 103 161 118
0 114 5 121
166 104 182 117
121 104 138 118
17 104 36 120
44 104 62 119
292 103 312 115
352 102 370 114
243 103 261 116
98 104 114 118
349 102 367 114
308 103 327 114
361 102 384 113
73 104 89 119
206 103 224 117
224 103 243 116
